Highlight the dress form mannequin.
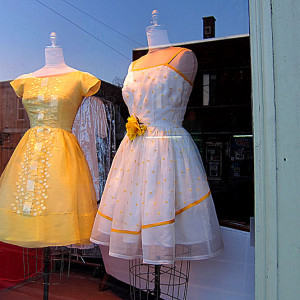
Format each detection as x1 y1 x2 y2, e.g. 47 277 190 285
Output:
146 10 171 51
133 10 197 83
32 32 77 77
127 12 199 299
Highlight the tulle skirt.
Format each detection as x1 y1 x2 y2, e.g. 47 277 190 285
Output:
0 126 97 248
91 126 223 264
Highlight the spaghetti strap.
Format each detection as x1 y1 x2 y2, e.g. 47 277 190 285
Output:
167 48 187 64
131 60 138 71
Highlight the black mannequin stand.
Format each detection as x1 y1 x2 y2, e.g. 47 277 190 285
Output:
154 265 161 298
34 247 71 300
43 247 50 300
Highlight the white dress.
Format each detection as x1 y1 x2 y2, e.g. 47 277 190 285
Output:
91 50 224 264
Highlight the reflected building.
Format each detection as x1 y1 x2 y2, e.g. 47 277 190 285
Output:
0 81 30 174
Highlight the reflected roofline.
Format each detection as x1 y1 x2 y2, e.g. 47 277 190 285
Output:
133 33 250 51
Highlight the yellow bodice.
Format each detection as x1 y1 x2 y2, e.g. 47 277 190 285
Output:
11 71 101 132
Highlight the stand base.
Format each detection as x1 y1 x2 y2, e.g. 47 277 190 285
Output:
129 259 190 300
37 247 71 300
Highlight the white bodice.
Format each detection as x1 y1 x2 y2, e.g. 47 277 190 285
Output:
122 64 193 128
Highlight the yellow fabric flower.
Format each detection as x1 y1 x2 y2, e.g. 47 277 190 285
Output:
126 115 147 141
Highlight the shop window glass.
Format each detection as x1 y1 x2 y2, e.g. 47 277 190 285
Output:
0 2 253 299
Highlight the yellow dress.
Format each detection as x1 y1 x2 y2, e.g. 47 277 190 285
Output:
0 71 101 248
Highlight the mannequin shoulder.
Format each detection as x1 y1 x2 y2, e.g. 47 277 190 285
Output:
170 47 198 84
172 48 197 66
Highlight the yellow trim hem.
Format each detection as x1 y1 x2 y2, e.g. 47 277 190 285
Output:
97 211 113 221
142 219 175 229
99 191 211 235
176 190 211 215
111 228 141 235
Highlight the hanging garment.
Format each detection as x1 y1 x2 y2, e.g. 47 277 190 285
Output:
72 96 108 203
0 71 100 248
90 49 223 264
96 100 123 203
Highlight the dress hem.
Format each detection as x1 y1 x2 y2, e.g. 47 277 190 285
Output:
108 248 224 265
90 236 224 265
90 238 110 246
0 239 93 249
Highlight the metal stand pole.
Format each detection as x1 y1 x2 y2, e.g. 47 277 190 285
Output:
154 265 161 299
43 247 50 300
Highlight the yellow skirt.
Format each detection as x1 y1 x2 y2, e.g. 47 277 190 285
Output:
0 127 97 248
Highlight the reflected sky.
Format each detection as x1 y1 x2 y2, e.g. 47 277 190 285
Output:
0 0 249 83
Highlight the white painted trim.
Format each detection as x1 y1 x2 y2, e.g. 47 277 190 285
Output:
249 0 278 299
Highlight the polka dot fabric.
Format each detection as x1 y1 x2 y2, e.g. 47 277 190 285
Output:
91 56 223 264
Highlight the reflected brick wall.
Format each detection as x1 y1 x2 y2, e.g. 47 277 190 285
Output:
0 81 30 174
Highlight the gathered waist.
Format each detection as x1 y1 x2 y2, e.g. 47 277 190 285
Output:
30 125 73 134
144 126 189 138
143 119 183 128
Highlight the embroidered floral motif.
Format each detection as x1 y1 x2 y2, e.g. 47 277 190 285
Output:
13 128 53 216
126 115 147 141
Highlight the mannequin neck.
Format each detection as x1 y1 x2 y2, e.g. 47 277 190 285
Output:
146 27 171 52
31 47 77 77
45 47 67 67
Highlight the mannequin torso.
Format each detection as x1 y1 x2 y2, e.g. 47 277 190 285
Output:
132 22 197 83
31 47 77 78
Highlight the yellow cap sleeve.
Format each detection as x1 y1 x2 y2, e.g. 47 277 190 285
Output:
81 72 101 97
10 77 25 98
